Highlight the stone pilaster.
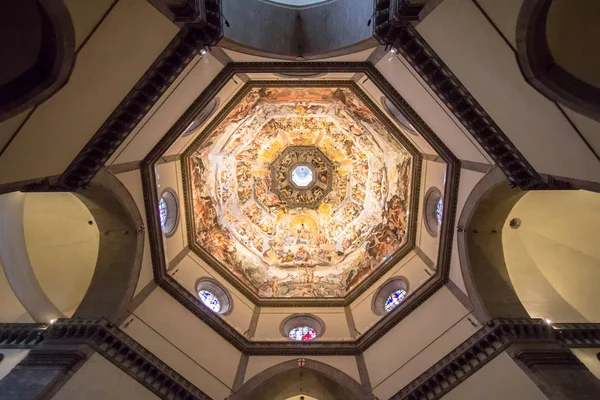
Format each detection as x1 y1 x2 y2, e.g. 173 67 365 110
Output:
509 343 600 400
0 345 93 400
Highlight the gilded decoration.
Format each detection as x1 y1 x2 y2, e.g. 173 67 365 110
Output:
187 86 413 298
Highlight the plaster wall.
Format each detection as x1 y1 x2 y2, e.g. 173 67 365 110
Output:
475 0 600 163
349 251 431 335
376 54 491 165
363 287 477 399
244 355 361 384
418 0 600 183
24 193 99 318
115 169 154 296
64 0 115 50
171 252 255 336
122 287 241 400
356 77 436 156
441 352 548 400
108 52 226 165
52 353 158 400
255 306 350 342
0 0 178 185
503 190 600 322
156 160 187 263
164 76 244 157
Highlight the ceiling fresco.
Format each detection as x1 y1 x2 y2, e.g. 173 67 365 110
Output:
186 86 414 298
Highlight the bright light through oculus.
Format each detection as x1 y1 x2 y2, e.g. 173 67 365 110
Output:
291 165 313 187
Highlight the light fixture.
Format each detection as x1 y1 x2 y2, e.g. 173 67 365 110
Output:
388 46 399 63
545 319 552 324
49 319 56 324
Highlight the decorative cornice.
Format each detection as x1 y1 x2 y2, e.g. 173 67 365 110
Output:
390 319 600 400
373 1 547 191
21 1 222 193
4 319 212 400
2 319 600 399
0 323 47 348
140 62 459 355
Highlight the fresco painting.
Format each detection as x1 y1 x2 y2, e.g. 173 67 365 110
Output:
188 87 413 298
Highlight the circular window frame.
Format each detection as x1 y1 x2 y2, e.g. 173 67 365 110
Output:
182 97 220 137
159 188 180 237
195 278 233 315
423 187 443 237
371 277 410 316
280 314 325 341
380 96 418 135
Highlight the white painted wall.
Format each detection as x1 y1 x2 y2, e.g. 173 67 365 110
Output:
418 0 600 183
0 0 178 184
121 287 241 400
349 251 431 335
376 54 491 165
52 353 159 400
441 352 548 400
171 252 255 336
107 52 226 165
364 287 478 399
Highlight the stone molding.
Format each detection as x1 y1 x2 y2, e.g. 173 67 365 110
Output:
0 319 211 400
390 319 600 400
373 0 551 190
19 1 223 193
140 62 460 354
3 319 600 400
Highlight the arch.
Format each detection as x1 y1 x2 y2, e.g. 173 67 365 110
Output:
231 359 372 400
456 167 529 323
0 0 75 122
457 166 600 324
0 168 144 322
516 0 600 122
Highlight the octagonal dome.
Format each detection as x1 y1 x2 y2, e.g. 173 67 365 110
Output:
184 86 415 299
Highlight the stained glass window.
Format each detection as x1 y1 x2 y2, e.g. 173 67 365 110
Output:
436 198 443 225
198 290 221 312
159 198 168 227
288 326 317 341
384 289 407 312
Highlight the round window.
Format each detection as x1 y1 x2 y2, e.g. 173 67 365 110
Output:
182 98 220 137
196 278 233 315
288 326 317 341
280 314 325 341
381 96 417 135
198 290 221 313
159 189 179 236
423 187 443 237
384 289 407 312
372 277 410 315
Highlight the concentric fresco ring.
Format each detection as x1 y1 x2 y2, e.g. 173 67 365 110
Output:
186 86 414 298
